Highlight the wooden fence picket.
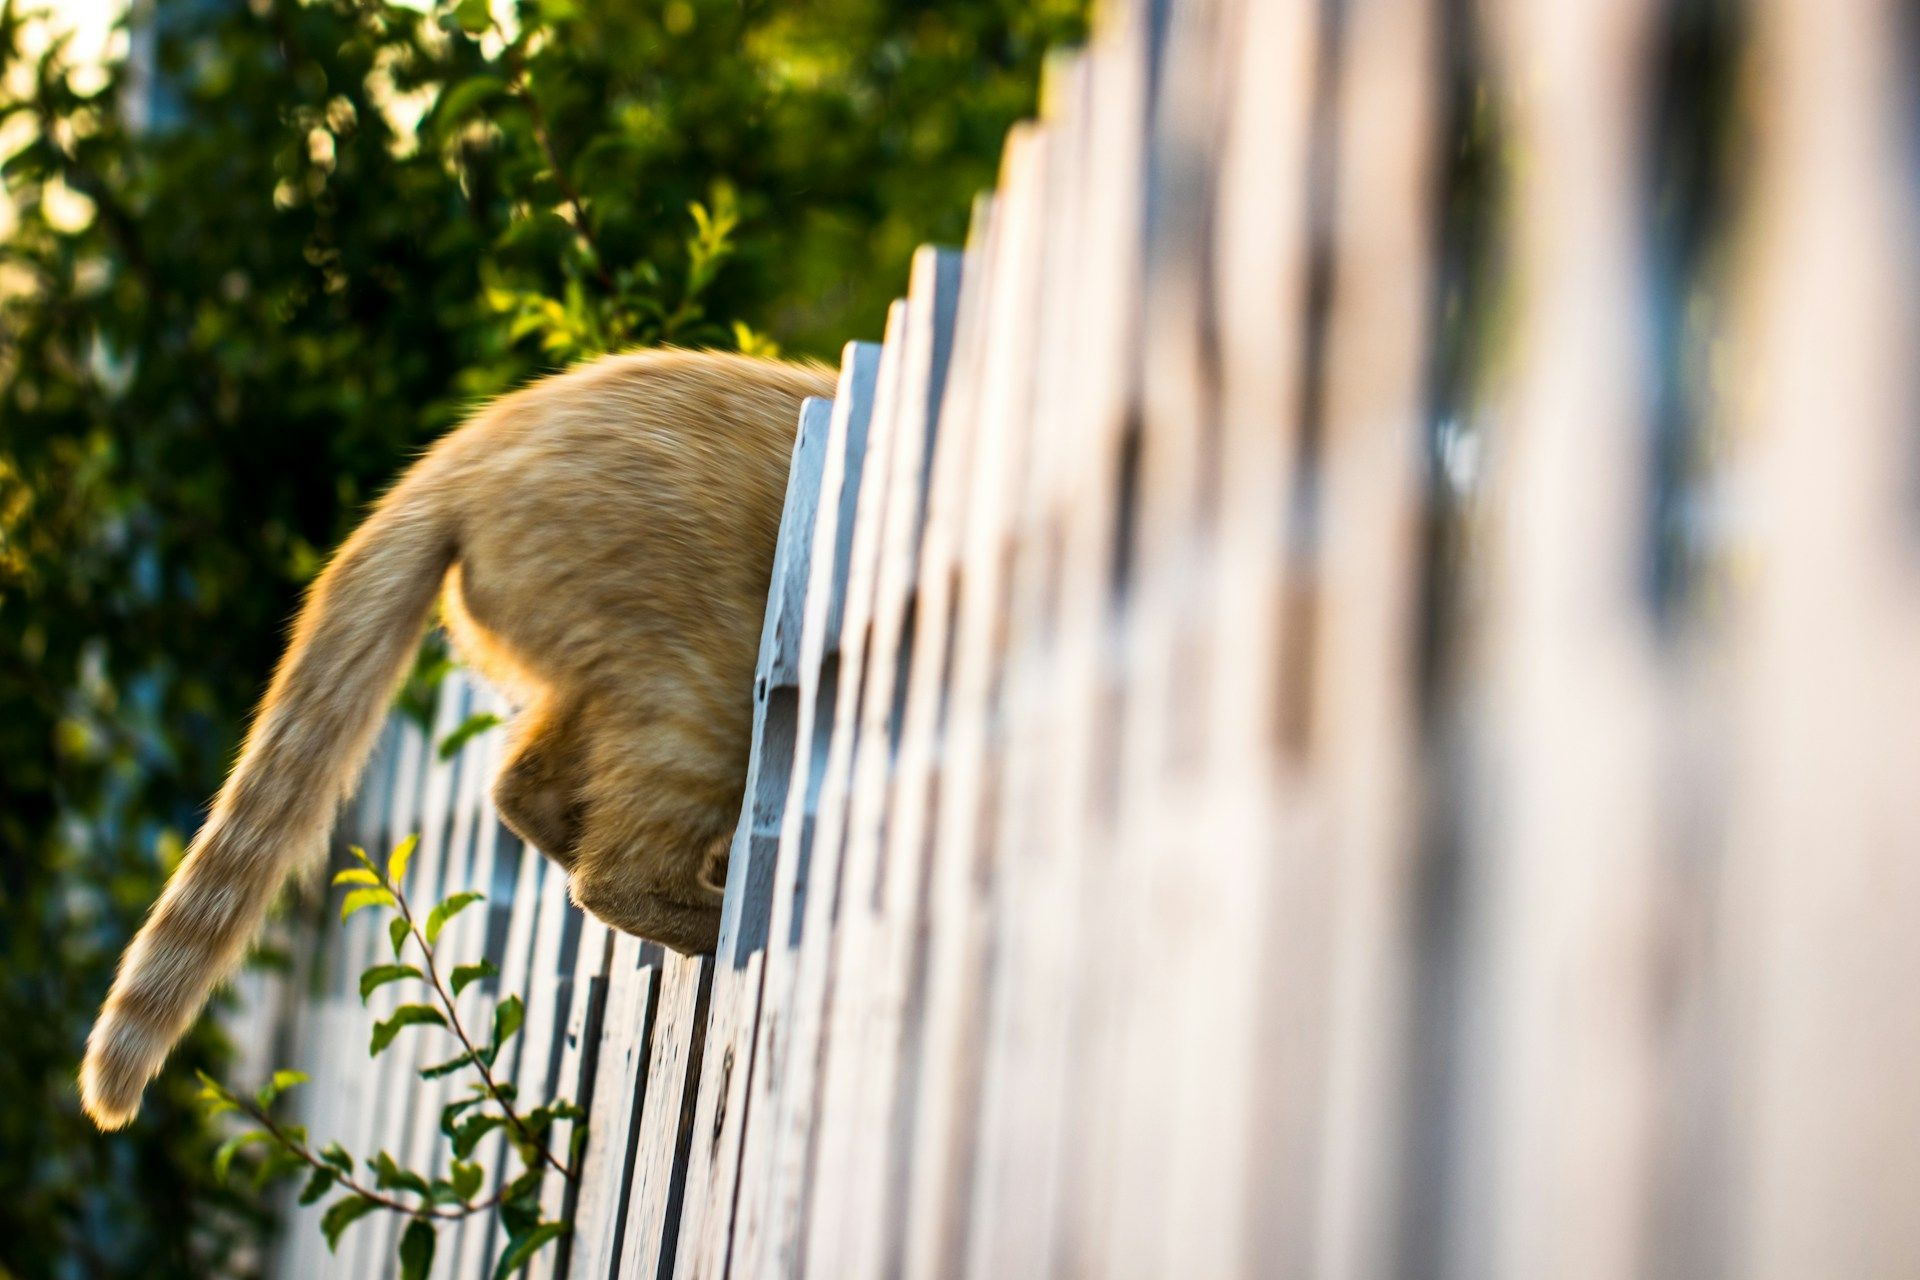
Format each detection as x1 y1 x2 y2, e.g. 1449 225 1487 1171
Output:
804 245 964 1280
675 390 836 1278
726 340 882 1280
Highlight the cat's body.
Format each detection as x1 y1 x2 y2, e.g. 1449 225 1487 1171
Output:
81 349 833 1130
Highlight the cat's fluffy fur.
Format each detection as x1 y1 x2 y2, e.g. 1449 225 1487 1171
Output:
80 349 833 1130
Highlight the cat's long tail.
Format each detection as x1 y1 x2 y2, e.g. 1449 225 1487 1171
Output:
81 463 458 1130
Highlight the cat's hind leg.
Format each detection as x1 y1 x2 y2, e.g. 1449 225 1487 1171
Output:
562 724 734 953
492 696 588 865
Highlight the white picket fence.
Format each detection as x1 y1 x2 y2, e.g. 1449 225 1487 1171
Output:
251 0 1920 1274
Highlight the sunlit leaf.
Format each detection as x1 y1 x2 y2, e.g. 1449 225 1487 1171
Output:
387 833 419 886
450 1159 484 1202
341 887 396 923
426 892 484 944
453 0 492 35
254 1069 308 1109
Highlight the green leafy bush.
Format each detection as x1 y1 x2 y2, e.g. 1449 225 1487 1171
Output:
198 836 577 1280
0 0 1082 1274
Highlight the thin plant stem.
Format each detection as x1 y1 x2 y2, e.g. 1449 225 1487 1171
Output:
386 875 574 1182
228 1092 504 1221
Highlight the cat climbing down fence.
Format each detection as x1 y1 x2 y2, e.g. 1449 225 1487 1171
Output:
81 349 833 1131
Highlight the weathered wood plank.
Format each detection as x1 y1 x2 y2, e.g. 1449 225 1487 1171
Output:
1301 0 1438 1273
614 952 712 1280
674 391 836 1279
1722 0 1920 1273
1449 2 1667 1278
805 246 964 1280
1002 5 1153 1272
528 916 611 1280
727 340 882 1280
898 121 1049 1280
567 934 661 1280
752 301 910 1277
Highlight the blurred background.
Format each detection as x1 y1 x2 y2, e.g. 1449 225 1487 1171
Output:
0 1 1080 1274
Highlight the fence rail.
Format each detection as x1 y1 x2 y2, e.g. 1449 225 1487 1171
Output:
252 0 1920 1274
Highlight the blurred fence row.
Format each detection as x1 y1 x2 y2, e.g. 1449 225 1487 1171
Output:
254 0 1920 1273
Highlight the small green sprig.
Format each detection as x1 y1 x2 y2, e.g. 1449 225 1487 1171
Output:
196 835 581 1280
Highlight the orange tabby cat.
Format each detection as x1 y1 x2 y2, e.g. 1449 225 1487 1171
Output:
80 349 833 1130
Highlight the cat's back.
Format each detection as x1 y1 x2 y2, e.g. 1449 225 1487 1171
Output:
443 348 828 537
434 349 832 674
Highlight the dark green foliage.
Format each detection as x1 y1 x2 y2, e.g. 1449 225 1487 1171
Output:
0 0 1081 1274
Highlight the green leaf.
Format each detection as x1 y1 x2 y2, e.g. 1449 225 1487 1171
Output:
254 1068 309 1109
299 1165 339 1206
195 1074 240 1119
321 1194 380 1252
438 711 503 761
438 75 504 125
450 1159 485 1202
452 1112 506 1159
341 886 397 923
492 1221 569 1279
374 1150 431 1197
319 1143 355 1175
255 1145 307 1189
400 1218 437 1280
370 1003 447 1056
487 994 524 1063
421 1050 477 1080
387 833 419 886
332 866 381 887
426 892 485 944
359 963 424 1004
499 1188 540 1237
212 1129 271 1181
397 645 454 731
391 917 412 958
350 845 377 870
453 0 493 35
451 959 498 996
440 1094 486 1137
